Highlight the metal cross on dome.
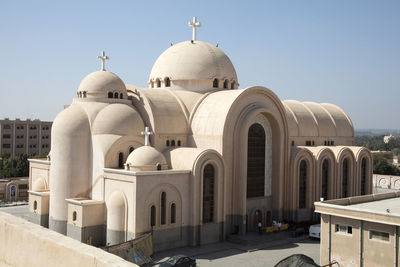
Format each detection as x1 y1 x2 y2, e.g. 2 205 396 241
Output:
97 51 109 71
188 17 201 41
141 126 153 146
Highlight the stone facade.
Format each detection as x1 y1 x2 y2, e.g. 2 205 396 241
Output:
28 21 373 251
0 177 28 203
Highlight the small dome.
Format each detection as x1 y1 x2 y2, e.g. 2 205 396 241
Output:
149 41 238 92
125 146 168 171
77 71 127 99
92 104 144 135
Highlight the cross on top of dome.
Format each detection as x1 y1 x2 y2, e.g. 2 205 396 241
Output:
97 51 109 71
188 17 201 41
141 126 153 146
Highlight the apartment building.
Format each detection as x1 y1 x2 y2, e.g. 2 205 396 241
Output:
0 118 52 157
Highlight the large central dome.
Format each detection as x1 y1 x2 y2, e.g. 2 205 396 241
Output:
149 41 238 92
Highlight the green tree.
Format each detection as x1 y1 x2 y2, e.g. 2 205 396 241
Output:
373 156 400 176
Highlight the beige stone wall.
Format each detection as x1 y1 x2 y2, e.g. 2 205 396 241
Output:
320 214 330 266
29 160 50 191
362 221 396 267
0 211 136 267
330 216 361 266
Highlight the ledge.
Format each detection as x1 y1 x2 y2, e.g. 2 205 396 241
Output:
103 168 191 176
28 159 50 165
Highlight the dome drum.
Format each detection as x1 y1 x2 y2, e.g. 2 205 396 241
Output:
149 41 238 92
77 71 128 100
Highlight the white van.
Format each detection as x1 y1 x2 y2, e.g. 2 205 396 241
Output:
309 224 320 239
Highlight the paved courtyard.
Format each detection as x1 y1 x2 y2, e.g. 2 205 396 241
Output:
153 232 320 267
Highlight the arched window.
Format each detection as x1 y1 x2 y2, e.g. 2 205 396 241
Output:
72 211 77 221
170 203 176 224
322 159 329 200
223 79 229 89
156 163 161 171
299 160 307 209
150 81 154 88
342 158 349 198
156 78 161 88
361 158 367 195
177 140 181 146
114 92 119 98
79 92 82 98
33 200 37 211
203 164 215 223
171 140 175 146
166 140 170 146
213 78 219 88
118 152 124 169
165 77 171 87
161 192 166 225
83 91 87 98
108 92 113 98
231 81 235 89
120 93 123 99
150 205 156 227
247 123 265 198
129 147 134 154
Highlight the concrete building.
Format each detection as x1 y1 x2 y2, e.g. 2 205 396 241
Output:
0 118 52 157
28 18 373 251
315 192 400 267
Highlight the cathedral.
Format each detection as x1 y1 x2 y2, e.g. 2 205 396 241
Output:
28 18 372 251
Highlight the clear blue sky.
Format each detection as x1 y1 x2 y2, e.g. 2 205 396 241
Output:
1 0 399 129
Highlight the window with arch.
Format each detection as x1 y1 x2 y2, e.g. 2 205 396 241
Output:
108 92 113 98
161 192 166 225
114 92 119 98
203 164 215 223
361 158 367 195
156 78 161 88
171 140 175 146
299 160 307 209
177 140 181 146
129 147 134 154
120 93 123 99
157 163 161 171
72 211 77 221
213 78 219 88
247 123 265 198
83 91 87 98
165 77 171 87
79 92 82 98
150 81 154 88
322 159 329 200
223 79 229 89
33 200 37 211
231 81 235 89
150 205 156 227
118 152 124 169
342 158 349 198
170 203 176 224
166 140 170 146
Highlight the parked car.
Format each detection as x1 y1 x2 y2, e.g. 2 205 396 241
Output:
309 224 320 239
159 255 196 267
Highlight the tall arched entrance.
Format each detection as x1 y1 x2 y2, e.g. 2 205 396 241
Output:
247 123 266 198
246 117 272 232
